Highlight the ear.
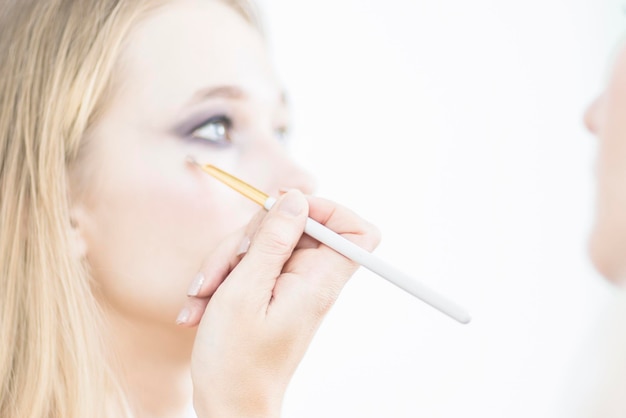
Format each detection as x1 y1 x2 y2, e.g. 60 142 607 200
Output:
69 204 90 260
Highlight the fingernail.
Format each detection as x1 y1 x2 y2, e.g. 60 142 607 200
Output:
278 191 306 216
187 272 205 297
176 307 190 325
236 236 251 256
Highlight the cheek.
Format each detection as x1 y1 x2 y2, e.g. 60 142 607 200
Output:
83 161 248 322
590 186 626 283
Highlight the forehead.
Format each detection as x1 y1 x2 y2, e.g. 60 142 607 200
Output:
605 41 626 102
115 0 278 109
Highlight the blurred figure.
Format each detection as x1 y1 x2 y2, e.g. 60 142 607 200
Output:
574 36 626 418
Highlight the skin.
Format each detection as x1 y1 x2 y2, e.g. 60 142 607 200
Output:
70 1 380 417
584 38 626 284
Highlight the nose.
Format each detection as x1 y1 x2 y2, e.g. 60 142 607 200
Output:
584 94 604 135
273 157 317 196
248 141 317 197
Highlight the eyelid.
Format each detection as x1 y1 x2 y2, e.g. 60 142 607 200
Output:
172 106 292 147
190 114 231 134
172 103 232 136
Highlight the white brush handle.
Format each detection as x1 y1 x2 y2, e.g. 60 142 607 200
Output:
264 197 471 324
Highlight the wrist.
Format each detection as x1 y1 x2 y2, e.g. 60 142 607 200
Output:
193 389 283 418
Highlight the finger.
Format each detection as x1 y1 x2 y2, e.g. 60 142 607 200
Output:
176 296 210 327
283 194 381 281
224 189 309 306
306 195 381 252
178 210 267 327
187 209 267 299
275 196 382 317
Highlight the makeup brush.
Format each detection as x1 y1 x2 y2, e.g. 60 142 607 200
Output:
188 158 471 324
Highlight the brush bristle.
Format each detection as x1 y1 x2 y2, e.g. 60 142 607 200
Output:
186 155 200 166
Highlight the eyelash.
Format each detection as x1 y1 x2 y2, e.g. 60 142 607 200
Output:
188 114 290 147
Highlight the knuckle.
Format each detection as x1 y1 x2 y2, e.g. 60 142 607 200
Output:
255 228 295 256
313 285 341 317
188 297 208 310
253 214 303 257
209 285 249 317
360 221 382 250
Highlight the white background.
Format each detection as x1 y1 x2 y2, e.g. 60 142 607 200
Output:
256 1 626 417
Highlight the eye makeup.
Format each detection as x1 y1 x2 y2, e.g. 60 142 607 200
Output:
173 104 290 147
174 107 233 136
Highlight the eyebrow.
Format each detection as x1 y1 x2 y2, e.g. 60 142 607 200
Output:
185 85 288 108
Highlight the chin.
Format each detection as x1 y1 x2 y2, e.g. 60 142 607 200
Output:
177 324 198 342
588 229 626 286
171 325 197 359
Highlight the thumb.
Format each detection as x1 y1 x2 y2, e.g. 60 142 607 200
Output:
224 189 309 306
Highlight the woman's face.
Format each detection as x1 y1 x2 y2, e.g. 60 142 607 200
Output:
74 1 315 330
585 40 626 283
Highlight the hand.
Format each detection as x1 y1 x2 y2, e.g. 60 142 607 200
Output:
178 189 380 418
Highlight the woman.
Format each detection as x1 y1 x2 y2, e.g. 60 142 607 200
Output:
0 1 380 417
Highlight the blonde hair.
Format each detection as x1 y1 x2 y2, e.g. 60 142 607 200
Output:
0 0 260 417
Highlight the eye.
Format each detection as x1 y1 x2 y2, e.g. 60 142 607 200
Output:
190 115 232 146
275 126 289 143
